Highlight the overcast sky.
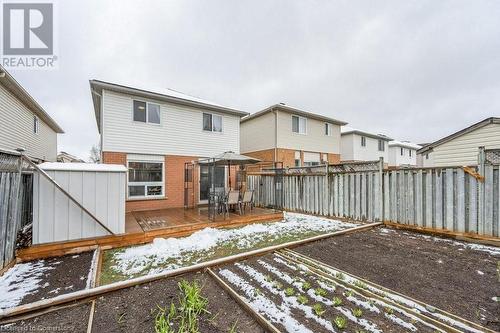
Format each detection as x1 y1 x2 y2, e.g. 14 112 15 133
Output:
11 0 500 160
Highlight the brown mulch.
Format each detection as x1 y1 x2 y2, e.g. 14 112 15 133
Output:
295 226 500 331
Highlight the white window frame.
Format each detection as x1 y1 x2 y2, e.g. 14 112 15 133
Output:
127 160 165 199
409 149 412 157
33 115 39 134
360 136 366 147
325 123 332 136
292 115 307 135
378 139 385 152
202 112 223 133
132 99 161 125
400 147 404 156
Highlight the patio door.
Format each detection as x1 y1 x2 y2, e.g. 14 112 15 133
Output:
199 165 226 204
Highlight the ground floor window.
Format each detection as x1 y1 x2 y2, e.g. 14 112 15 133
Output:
127 161 164 198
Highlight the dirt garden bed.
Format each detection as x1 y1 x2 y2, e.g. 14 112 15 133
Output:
215 252 465 332
0 251 96 310
91 271 263 333
295 227 500 331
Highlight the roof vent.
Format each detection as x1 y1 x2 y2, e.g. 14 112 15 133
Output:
279 102 286 105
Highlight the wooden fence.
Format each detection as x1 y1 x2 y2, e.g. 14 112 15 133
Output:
247 164 500 237
0 150 32 269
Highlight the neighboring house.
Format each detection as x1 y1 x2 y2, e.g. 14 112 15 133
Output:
89 80 248 212
240 103 347 168
0 65 63 162
418 117 500 167
388 141 421 167
340 127 392 163
57 151 85 163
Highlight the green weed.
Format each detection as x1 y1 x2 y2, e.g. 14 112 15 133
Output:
332 297 342 306
334 316 347 329
312 303 326 317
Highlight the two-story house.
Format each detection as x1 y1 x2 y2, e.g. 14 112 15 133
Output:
240 104 347 168
388 140 421 167
0 65 63 161
89 80 248 212
340 127 392 164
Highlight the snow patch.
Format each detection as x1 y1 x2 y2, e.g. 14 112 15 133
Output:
219 269 313 333
110 212 357 277
0 261 53 310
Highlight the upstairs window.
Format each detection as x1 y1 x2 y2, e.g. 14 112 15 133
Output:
203 113 223 132
361 136 366 147
409 149 412 157
378 140 385 151
33 116 39 134
426 153 429 160
400 147 404 156
292 115 307 134
133 100 161 124
325 123 332 136
128 161 164 198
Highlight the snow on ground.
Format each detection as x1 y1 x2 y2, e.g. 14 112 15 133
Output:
111 212 358 277
0 261 54 310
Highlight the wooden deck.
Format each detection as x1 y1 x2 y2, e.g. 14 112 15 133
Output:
126 207 280 233
17 207 283 261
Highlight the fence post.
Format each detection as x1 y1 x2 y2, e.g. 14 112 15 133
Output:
378 157 384 221
478 146 485 235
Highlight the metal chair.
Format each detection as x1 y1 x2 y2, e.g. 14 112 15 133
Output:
241 190 254 212
224 190 242 216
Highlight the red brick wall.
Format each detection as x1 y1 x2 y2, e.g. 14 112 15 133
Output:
102 151 197 212
102 151 126 165
243 149 341 168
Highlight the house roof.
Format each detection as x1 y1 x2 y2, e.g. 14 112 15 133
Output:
89 80 249 133
388 140 421 150
418 117 500 154
240 103 348 126
0 65 64 133
341 126 393 141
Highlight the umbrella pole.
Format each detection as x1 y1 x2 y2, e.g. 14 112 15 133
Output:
228 161 231 190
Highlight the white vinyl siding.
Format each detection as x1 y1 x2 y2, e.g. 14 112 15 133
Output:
430 123 500 167
341 133 389 162
240 111 276 153
388 145 418 167
0 84 57 161
277 111 341 154
101 90 240 156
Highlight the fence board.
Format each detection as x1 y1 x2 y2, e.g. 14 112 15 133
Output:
247 162 499 237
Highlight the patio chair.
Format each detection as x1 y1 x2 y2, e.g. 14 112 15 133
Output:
241 190 254 212
224 190 242 216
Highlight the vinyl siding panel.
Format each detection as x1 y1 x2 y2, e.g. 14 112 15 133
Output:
102 90 240 157
240 112 276 153
276 110 341 153
341 133 389 162
0 84 57 161
388 146 417 166
432 123 500 167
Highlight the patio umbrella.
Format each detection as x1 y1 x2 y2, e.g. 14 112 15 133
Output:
199 151 261 188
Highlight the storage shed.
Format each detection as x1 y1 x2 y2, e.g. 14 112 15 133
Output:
33 162 126 244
